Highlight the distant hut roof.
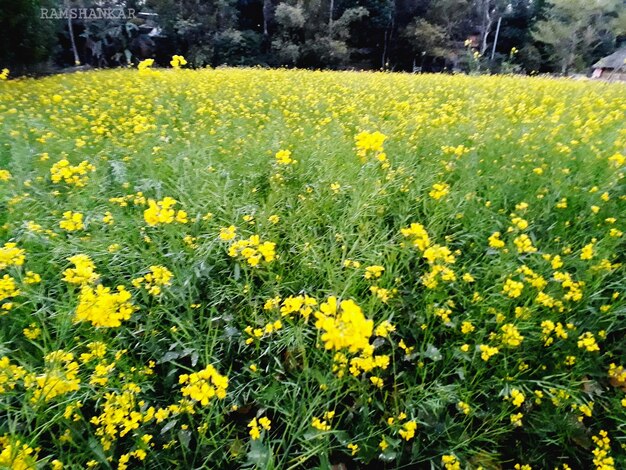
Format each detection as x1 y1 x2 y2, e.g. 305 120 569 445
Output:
592 48 626 70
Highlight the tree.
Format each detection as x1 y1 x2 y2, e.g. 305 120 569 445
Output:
0 0 59 71
532 0 623 74
471 0 510 55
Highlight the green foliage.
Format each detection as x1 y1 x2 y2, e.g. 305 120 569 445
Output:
0 0 58 70
532 0 624 74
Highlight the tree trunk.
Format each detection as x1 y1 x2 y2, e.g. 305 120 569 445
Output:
329 0 334 29
479 1 494 56
263 0 272 36
67 0 80 65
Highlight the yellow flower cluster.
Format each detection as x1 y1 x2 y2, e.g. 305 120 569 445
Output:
488 231 505 249
227 234 276 267
608 363 626 389
268 294 317 320
355 131 387 164
429 182 450 200
500 323 524 347
311 411 335 431
144 197 188 226
553 271 584 302
90 384 150 450
74 285 135 328
0 242 25 269
29 350 80 403
507 388 525 407
244 319 283 344
132 265 173 295
137 58 156 76
370 286 397 303
248 416 271 440
275 149 296 165
442 454 461 470
541 320 569 346
50 159 95 187
591 430 615 470
0 436 38 469
401 222 431 250
59 211 84 231
0 356 26 393
364 265 384 279
0 274 20 309
399 420 417 441
401 222 456 289
63 254 99 285
457 401 471 415
314 297 373 354
170 55 187 68
502 278 524 298
179 365 228 405
479 344 499 362
577 332 600 352
513 234 537 254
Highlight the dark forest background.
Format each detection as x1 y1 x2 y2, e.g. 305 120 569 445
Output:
2 0 625 76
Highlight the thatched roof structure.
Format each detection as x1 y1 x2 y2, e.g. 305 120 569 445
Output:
592 48 626 70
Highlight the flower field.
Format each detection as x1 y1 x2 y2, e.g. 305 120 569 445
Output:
0 67 625 469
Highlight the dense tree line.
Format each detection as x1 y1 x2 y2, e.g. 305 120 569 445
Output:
1 0 625 75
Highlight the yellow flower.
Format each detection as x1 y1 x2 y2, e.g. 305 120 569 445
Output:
457 401 471 415
138 58 156 75
577 332 599 352
501 324 524 347
442 454 461 470
219 225 237 241
170 55 187 68
503 279 524 298
374 320 395 337
513 234 537 253
314 297 373 354
580 243 594 260
355 131 386 162
50 159 95 187
510 412 523 427
401 223 431 251
311 416 331 431
479 344 499 361
144 197 185 226
508 389 525 407
364 265 385 279
179 364 228 405
275 149 296 165
379 437 388 451
429 182 450 200
0 169 12 181
63 254 99 285
0 242 25 269
23 323 41 340
399 420 417 441
59 211 84 231
74 284 135 328
488 231 505 249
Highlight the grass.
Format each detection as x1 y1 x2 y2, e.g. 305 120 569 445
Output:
0 66 625 469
